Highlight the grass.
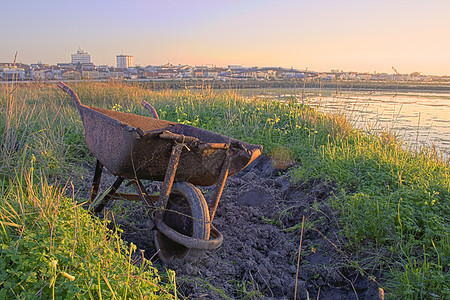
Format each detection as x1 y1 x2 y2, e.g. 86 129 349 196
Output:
0 165 175 299
1 81 449 299
0 82 175 298
303 131 449 298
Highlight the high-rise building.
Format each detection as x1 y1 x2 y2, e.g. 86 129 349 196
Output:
116 54 134 69
71 49 91 64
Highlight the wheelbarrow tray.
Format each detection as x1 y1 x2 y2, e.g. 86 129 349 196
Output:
58 82 263 261
78 103 261 186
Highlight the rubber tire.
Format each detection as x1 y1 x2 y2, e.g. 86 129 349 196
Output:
154 182 210 262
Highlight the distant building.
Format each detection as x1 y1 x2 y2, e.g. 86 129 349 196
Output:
71 49 91 64
228 65 243 69
30 62 48 70
57 63 76 70
82 69 99 80
62 69 81 80
0 67 25 81
116 54 134 69
110 68 126 79
97 65 111 79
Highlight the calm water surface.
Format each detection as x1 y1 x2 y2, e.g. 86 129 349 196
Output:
242 88 450 158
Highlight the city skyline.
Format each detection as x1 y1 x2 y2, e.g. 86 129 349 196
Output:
1 0 450 76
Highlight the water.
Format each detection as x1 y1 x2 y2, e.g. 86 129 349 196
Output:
242 88 450 158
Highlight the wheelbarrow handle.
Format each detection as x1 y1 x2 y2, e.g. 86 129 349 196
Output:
141 100 159 119
57 81 83 108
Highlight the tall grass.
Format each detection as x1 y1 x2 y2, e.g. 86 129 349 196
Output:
136 83 449 298
0 164 175 299
0 82 175 298
1 82 448 298
0 82 90 180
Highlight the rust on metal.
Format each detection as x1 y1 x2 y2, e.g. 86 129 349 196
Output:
155 220 224 250
155 142 184 221
126 179 159 206
93 176 125 213
57 82 82 108
209 149 232 222
57 81 262 254
198 143 229 150
56 85 262 185
111 192 159 203
141 100 160 119
90 159 103 204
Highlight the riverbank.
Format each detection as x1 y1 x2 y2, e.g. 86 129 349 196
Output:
4 78 450 94
1 82 448 298
129 78 450 93
240 87 450 159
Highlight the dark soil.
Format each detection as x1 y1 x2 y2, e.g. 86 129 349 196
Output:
86 156 381 299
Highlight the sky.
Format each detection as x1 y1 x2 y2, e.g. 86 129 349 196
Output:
1 0 449 75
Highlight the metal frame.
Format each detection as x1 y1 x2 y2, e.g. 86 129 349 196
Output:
57 81 262 258
88 140 229 251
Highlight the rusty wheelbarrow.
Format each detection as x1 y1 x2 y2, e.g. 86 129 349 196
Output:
57 82 262 262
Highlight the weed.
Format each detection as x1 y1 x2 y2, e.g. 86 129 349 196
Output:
0 166 175 298
1 82 448 298
0 82 175 299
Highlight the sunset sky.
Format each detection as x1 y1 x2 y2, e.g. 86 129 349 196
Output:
1 0 449 75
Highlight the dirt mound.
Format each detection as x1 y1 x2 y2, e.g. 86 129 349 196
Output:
101 156 380 299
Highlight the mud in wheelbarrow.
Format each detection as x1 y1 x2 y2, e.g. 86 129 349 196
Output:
57 82 262 262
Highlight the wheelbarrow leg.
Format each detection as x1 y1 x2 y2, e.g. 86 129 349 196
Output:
129 179 154 207
155 142 184 221
152 142 225 262
93 176 125 214
209 150 232 222
89 159 103 205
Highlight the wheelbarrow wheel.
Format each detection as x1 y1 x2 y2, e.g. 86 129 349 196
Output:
154 182 210 262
